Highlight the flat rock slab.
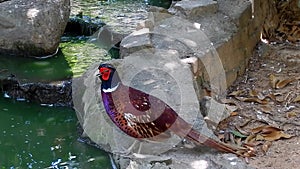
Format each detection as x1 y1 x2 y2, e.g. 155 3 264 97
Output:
121 13 228 95
114 148 254 169
173 0 218 19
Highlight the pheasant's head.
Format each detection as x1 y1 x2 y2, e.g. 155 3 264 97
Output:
98 63 116 81
97 63 120 92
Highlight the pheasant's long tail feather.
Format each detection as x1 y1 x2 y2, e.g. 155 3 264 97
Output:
186 129 242 156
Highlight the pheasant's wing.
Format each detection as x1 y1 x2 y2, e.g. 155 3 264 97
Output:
128 86 151 112
107 85 175 139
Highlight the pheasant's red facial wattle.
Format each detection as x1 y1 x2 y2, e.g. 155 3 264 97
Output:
99 67 111 81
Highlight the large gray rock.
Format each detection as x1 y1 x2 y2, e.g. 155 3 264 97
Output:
173 0 218 19
114 150 254 169
72 13 251 169
0 0 70 57
72 10 253 169
73 50 210 155
121 13 228 96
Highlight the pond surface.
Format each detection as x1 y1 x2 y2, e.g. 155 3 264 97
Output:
0 96 112 168
0 0 147 82
0 52 73 83
0 0 149 168
71 0 147 33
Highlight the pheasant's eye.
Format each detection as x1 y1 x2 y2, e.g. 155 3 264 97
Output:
99 67 111 81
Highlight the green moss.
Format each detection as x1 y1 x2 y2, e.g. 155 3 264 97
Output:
60 40 111 77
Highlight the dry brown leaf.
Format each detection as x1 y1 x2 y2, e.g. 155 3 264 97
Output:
251 126 266 134
221 99 241 111
262 131 292 141
249 90 265 100
286 111 297 118
236 137 242 146
293 95 300 102
236 97 268 104
276 77 295 89
228 90 243 97
251 125 293 141
275 95 285 103
251 125 280 134
266 93 278 102
203 88 212 97
249 90 258 97
244 145 256 157
262 141 272 154
218 134 225 140
256 134 265 141
230 112 239 116
260 126 281 134
269 74 279 88
245 134 256 144
287 35 298 43
269 74 295 89
266 93 282 102
260 105 273 114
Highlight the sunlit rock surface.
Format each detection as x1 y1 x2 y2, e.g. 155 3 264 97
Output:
0 0 70 57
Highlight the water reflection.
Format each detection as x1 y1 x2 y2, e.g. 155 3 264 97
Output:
0 1 150 168
0 97 111 168
71 0 147 33
0 52 72 83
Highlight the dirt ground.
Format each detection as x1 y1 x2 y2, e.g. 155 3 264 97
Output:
218 43 300 169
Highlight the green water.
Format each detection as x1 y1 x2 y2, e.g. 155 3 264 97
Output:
60 40 111 78
0 97 112 168
0 0 150 168
0 52 72 83
0 0 147 82
0 41 111 82
71 0 147 33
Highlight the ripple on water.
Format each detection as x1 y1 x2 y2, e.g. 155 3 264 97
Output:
0 97 111 168
71 0 148 34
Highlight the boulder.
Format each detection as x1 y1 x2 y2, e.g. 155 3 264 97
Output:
0 0 70 57
73 51 211 155
72 4 257 169
72 11 227 156
121 13 228 96
0 76 72 106
173 0 218 19
73 53 251 168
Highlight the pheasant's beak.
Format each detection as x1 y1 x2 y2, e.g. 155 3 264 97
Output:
96 73 101 77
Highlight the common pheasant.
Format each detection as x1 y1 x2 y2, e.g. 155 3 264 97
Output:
97 63 243 156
